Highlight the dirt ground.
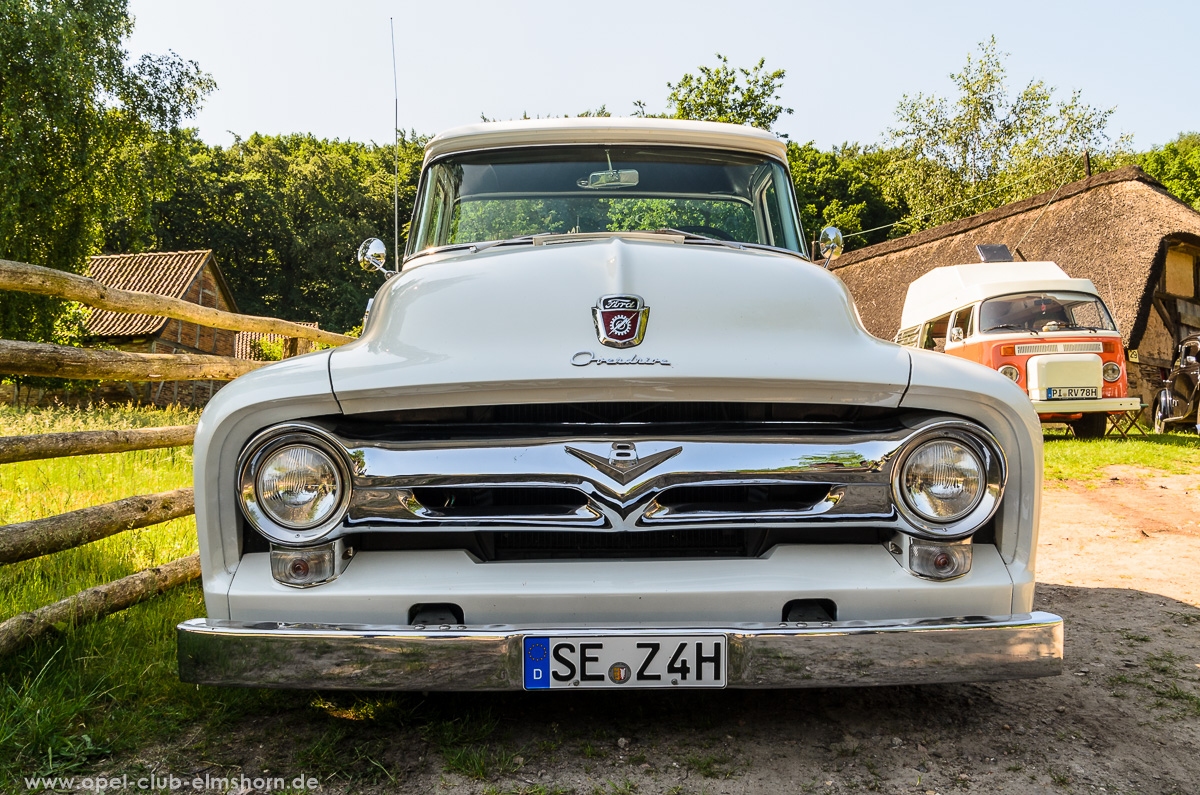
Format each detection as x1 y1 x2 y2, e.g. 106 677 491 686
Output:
114 467 1200 795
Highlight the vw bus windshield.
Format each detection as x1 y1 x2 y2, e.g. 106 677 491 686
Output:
980 291 1117 333
407 146 805 257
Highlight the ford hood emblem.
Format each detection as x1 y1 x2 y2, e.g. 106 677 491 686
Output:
593 294 649 348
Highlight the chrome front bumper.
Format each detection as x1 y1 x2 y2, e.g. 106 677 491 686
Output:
177 612 1063 690
1030 396 1140 414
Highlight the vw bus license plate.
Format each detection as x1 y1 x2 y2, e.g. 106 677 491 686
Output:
1047 387 1098 400
523 635 726 689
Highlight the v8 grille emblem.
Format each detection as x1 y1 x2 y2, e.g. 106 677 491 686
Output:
564 442 682 485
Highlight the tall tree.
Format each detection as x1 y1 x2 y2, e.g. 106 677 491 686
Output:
117 132 426 333
0 0 213 343
788 142 908 251
1141 132 1200 210
888 37 1131 233
640 54 792 133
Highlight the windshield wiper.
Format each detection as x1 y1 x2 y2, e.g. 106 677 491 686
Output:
653 228 748 251
983 323 1030 333
1040 321 1102 333
469 235 538 254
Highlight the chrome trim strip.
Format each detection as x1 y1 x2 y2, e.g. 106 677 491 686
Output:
177 612 1063 690
1015 342 1105 355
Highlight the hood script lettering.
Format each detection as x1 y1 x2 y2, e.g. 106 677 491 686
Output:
571 350 672 367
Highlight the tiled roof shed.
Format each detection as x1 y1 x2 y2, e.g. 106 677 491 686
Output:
85 250 239 337
235 324 318 361
831 166 1200 358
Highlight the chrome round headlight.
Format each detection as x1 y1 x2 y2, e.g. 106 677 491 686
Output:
892 423 1005 539
901 440 984 522
239 425 351 545
257 444 342 528
1102 362 1122 383
998 364 1021 382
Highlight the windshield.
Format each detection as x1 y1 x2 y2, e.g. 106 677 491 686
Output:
407 145 805 257
980 291 1117 333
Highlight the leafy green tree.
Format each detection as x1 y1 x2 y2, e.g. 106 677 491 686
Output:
638 54 792 133
1141 132 1200 210
114 132 426 333
888 37 1131 232
788 142 908 250
0 0 213 343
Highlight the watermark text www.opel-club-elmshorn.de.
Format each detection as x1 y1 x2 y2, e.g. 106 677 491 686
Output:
22 772 320 792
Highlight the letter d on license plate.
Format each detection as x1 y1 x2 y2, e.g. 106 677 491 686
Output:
523 635 726 689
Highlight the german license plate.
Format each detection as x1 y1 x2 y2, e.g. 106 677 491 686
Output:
1047 387 1098 399
523 635 726 689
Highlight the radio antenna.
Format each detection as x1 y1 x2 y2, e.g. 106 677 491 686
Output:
390 18 399 266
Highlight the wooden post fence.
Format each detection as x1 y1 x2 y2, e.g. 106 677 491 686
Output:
0 554 200 656
0 258 354 347
0 256 354 654
0 425 196 464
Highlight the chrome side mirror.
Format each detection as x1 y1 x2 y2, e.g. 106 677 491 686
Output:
357 238 393 277
818 226 844 269
949 327 965 343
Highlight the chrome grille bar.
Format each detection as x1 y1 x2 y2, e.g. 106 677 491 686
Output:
336 431 911 533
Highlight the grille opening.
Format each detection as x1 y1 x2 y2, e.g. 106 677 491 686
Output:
333 402 914 441
412 486 587 517
348 526 889 560
656 484 831 513
491 528 752 560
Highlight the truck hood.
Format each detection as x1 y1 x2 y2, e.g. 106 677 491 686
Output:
329 237 912 413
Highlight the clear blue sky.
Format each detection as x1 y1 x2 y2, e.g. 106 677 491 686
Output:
127 0 1198 151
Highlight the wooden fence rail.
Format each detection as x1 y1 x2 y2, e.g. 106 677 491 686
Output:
0 339 264 381
0 258 355 347
0 554 200 656
0 257 348 653
0 425 196 464
0 487 195 565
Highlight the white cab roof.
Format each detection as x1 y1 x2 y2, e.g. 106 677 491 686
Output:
423 117 787 165
899 262 1100 328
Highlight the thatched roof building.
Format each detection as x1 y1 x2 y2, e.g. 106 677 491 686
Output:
831 166 1200 404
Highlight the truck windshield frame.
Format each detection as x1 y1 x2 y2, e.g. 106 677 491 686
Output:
407 145 805 258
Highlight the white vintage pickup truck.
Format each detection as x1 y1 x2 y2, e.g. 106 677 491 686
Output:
177 118 1062 690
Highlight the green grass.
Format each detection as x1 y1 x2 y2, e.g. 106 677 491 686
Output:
0 404 233 780
1042 428 1200 480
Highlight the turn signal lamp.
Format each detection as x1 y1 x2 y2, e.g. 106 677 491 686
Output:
909 540 972 580
270 541 348 588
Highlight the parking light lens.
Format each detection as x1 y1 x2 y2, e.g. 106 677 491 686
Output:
270 542 341 587
909 541 972 580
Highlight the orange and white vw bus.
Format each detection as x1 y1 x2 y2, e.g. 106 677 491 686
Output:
896 260 1139 437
